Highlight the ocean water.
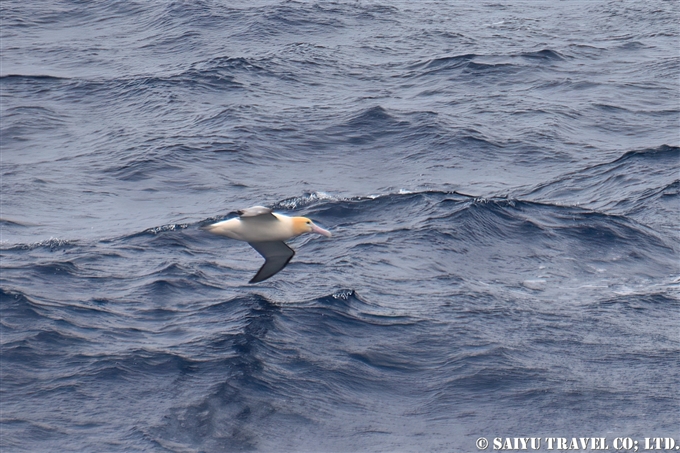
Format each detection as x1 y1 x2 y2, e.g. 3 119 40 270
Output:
1 1 679 452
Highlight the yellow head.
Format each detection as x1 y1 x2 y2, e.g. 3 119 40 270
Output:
292 217 332 237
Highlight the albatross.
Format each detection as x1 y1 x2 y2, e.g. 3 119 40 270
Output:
203 206 331 283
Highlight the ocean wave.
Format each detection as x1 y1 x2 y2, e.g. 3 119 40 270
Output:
143 223 190 236
522 145 679 223
1 237 76 252
519 49 567 61
0 74 68 82
0 288 44 320
404 48 565 80
3 1 679 449
271 191 338 210
0 105 69 143
404 53 476 77
146 288 423 451
611 143 679 163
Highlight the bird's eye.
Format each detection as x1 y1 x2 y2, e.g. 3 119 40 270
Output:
306 221 311 224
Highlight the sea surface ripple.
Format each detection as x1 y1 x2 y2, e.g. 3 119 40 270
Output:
1 1 679 452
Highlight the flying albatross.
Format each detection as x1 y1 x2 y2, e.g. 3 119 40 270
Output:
203 206 331 283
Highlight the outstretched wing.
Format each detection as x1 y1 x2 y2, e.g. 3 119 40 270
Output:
248 241 295 283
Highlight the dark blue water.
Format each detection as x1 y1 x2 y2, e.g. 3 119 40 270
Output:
1 1 679 451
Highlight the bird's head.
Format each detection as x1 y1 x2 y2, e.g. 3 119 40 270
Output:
292 217 332 237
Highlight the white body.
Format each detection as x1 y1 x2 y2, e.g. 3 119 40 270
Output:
207 213 296 242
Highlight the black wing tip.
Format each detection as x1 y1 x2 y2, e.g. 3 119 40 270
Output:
248 270 270 284
248 270 275 284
